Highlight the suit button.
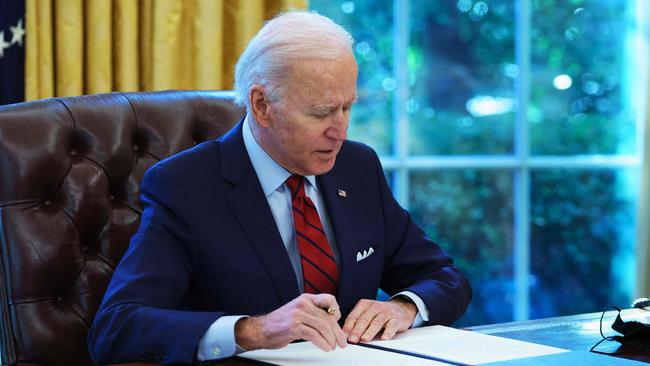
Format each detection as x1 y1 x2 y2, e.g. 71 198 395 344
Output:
212 346 221 356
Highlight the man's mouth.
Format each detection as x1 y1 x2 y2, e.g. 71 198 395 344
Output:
316 149 336 155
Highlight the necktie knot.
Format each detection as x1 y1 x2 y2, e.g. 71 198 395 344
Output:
285 174 306 199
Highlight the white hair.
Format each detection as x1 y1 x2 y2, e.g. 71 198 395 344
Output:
234 11 354 110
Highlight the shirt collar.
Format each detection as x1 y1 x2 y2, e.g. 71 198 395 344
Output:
242 115 318 197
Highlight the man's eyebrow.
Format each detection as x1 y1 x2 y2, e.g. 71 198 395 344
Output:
311 104 338 112
311 97 359 111
314 103 338 108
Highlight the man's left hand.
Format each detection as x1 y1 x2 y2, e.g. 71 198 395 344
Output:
342 298 417 343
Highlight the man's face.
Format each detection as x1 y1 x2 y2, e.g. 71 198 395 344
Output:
256 52 358 176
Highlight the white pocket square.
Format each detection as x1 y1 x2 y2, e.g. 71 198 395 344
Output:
356 247 375 262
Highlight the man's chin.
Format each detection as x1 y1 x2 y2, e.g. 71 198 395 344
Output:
307 158 337 176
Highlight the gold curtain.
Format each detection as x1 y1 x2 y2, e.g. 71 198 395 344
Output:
24 0 306 100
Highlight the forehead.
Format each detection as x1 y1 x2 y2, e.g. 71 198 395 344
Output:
284 54 358 105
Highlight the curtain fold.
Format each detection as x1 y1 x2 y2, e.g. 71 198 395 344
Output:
54 0 83 96
114 0 139 91
86 0 112 94
25 0 53 98
25 0 306 100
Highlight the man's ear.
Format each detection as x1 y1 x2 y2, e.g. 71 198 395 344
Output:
250 85 272 128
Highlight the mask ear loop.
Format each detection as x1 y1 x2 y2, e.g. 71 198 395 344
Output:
589 306 620 355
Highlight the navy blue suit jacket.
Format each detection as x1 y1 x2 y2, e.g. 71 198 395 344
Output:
88 122 472 364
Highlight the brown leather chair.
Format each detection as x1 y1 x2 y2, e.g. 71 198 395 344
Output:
0 91 245 365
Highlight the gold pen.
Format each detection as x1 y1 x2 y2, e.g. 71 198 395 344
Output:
326 306 337 314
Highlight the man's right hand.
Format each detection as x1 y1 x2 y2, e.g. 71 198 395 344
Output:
234 293 347 352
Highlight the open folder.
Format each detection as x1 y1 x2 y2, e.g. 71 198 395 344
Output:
238 325 646 365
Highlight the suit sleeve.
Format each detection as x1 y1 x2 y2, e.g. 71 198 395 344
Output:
372 150 473 326
87 164 222 364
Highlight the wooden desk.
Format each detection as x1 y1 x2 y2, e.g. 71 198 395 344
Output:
466 309 650 363
117 310 650 365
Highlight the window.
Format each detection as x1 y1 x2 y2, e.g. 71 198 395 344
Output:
310 0 645 325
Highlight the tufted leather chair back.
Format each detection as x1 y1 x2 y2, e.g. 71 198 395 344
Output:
0 90 245 365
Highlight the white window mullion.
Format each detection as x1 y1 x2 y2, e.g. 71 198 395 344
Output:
392 0 410 209
514 0 532 321
379 155 639 170
634 0 650 299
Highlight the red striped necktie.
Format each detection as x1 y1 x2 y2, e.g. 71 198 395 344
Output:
285 175 339 295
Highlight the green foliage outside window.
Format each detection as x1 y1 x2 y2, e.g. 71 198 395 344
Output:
311 0 639 326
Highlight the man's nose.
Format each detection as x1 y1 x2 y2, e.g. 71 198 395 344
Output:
325 111 348 140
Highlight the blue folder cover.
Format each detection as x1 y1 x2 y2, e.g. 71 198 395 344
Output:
482 351 647 365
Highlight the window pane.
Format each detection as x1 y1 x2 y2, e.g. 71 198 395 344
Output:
409 0 515 155
410 170 514 326
530 1 636 155
310 0 394 155
530 169 637 319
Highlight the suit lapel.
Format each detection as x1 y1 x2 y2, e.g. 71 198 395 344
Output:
219 122 300 305
318 168 362 313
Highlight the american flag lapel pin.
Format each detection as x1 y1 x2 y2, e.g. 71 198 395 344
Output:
337 189 347 198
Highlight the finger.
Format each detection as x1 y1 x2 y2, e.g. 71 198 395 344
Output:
348 314 374 343
293 296 345 350
292 294 337 322
381 318 400 340
304 293 342 320
348 306 379 343
298 324 333 352
308 293 339 312
321 308 348 349
335 321 348 348
360 313 390 342
305 314 337 349
343 299 372 335
301 311 342 350
328 306 342 321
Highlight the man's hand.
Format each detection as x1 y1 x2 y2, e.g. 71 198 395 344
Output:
343 298 417 343
235 293 347 352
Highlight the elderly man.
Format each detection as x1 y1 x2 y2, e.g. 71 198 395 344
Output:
88 11 471 364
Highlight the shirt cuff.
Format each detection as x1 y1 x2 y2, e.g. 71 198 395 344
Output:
197 315 248 361
392 291 430 328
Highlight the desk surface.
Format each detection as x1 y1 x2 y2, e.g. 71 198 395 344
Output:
117 310 650 365
468 310 650 363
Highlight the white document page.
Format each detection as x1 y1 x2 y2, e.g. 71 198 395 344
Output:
238 341 449 366
368 325 568 364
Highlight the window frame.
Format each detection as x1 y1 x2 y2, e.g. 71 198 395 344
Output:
380 0 644 321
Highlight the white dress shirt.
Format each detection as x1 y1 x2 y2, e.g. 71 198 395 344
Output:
197 116 429 361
